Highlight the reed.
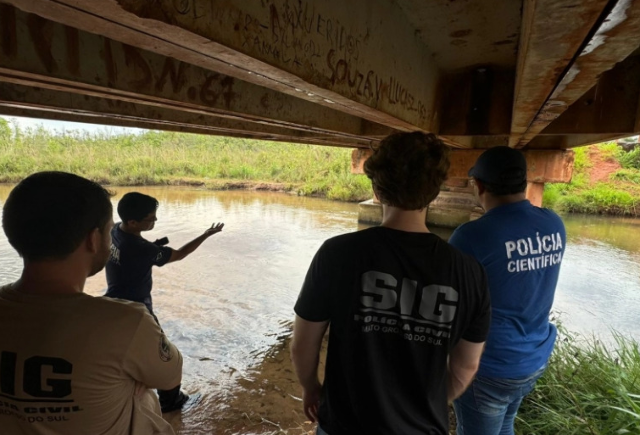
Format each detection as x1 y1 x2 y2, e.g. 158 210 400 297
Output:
517 325 640 434
0 121 372 202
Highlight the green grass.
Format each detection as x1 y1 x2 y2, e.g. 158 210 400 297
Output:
543 145 640 216
517 326 640 434
574 146 592 171
3 117 640 212
597 141 622 162
544 182 640 216
0 119 372 202
611 169 640 184
559 183 639 215
620 147 640 170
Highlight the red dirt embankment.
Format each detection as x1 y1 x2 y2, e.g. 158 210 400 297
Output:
587 147 621 183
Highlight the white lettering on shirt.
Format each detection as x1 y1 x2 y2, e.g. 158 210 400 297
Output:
109 244 120 265
356 271 459 343
504 232 564 273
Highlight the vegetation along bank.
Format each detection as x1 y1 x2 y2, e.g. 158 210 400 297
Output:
1 118 640 215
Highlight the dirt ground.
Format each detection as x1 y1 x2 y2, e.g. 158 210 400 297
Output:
175 327 458 435
195 328 326 435
587 147 621 183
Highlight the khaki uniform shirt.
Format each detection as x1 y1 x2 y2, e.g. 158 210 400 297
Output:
0 285 182 435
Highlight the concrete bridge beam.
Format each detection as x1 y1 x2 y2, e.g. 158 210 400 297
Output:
1 0 442 132
3 1 639 151
352 148 575 184
0 4 392 144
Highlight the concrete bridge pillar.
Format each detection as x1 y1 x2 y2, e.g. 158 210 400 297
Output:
525 182 545 208
353 148 574 228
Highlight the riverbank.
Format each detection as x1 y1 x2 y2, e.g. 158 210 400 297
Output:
0 177 638 433
543 142 640 216
2 118 640 215
166 322 640 435
0 119 372 202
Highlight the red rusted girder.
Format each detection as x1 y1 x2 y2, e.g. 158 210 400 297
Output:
516 0 640 147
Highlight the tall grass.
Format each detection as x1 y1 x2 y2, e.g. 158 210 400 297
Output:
3 118 639 212
596 141 622 162
518 326 640 434
619 147 640 170
559 183 640 215
612 169 640 184
0 120 372 202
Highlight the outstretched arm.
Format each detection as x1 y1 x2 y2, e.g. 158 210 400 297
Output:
168 222 224 263
291 315 329 422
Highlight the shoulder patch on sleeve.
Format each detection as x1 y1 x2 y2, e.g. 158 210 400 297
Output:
159 335 172 362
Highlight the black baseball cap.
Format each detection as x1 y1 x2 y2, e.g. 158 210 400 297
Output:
468 146 527 185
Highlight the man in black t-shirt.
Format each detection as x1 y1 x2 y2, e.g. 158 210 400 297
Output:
105 192 223 413
292 132 491 435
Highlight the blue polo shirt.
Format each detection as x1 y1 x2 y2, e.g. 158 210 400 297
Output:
105 224 173 312
449 200 565 378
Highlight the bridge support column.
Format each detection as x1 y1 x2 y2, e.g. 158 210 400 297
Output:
526 182 545 208
354 148 574 228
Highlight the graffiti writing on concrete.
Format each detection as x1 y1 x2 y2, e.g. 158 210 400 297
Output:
326 49 427 118
169 0 209 19
238 0 427 121
105 41 238 109
1 2 428 122
241 3 330 67
0 7 238 110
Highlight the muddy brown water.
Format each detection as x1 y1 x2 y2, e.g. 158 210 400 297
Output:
1 185 640 434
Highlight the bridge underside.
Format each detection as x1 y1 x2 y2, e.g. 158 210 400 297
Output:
5 0 638 226
1 0 640 152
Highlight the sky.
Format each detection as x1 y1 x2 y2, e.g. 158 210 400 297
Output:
2 115 146 135
4 114 638 143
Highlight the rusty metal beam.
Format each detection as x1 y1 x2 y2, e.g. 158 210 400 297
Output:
540 55 640 136
0 104 280 139
510 0 610 147
0 4 392 143
516 0 640 147
438 136 510 149
0 104 370 148
3 0 440 132
0 82 373 145
526 134 632 149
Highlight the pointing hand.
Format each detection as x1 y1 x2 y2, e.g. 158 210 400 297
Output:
205 222 224 236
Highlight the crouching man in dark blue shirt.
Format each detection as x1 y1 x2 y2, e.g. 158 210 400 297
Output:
105 192 223 413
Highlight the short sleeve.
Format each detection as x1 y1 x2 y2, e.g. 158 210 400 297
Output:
294 243 333 322
151 246 173 267
461 266 491 343
122 307 183 390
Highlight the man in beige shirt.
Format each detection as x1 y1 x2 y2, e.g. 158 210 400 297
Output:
0 171 182 435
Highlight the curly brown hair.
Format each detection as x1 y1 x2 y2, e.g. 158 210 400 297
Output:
364 132 450 210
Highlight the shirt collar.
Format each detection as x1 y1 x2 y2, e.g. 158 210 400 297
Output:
484 199 532 216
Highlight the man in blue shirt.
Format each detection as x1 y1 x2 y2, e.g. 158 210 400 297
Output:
450 147 566 435
105 192 223 413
